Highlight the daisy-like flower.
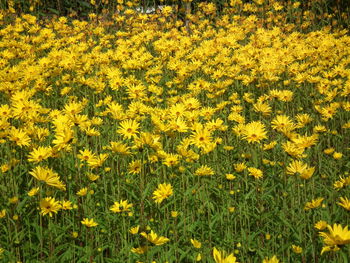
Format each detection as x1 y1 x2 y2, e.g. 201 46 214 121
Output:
319 224 350 254
141 230 170 246
152 183 173 204
8 127 31 147
117 119 139 139
286 160 307 175
60 200 73 210
271 115 295 133
81 218 98 227
301 167 315 180
247 167 263 179
291 245 303 254
77 149 96 162
225 174 236 180
86 153 108 168
28 187 39 196
110 200 133 213
315 220 328 230
282 141 305 158
40 197 61 217
262 141 277 150
213 247 238 263
253 102 271 116
28 146 52 163
162 153 180 167
131 246 148 254
108 141 131 155
242 121 267 144
29 166 66 190
286 160 315 179
76 187 88 196
167 117 188 133
262 255 279 263
195 165 215 176
234 162 246 172
190 127 212 149
304 197 324 210
337 197 350 211
52 127 74 152
129 225 140 235
333 152 343 160
128 160 142 174
295 113 313 128
191 239 202 249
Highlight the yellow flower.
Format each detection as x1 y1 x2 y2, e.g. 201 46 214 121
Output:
0 209 6 218
223 146 234 151
190 127 212 149
320 245 340 255
163 153 180 167
271 115 295 133
129 226 140 235
128 160 142 174
300 167 315 180
333 152 343 160
247 167 263 179
110 200 133 213
225 174 236 180
117 119 139 139
234 162 246 172
228 207 235 213
8 127 31 147
60 200 73 210
81 218 98 227
195 165 215 176
314 220 328 230
337 197 350 211
291 245 303 254
319 224 350 248
213 247 238 263
304 198 324 210
87 153 108 168
282 141 305 158
77 149 96 162
141 230 170 246
52 127 74 152
40 197 61 217
9 196 18 204
262 141 277 150
323 148 335 155
28 146 52 163
242 121 267 144
77 187 88 196
171 211 179 218
286 160 307 175
253 102 271 116
108 141 131 155
131 246 148 254
28 187 40 197
295 113 313 128
191 239 202 248
87 173 100 181
262 255 279 263
29 166 66 190
152 183 173 204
